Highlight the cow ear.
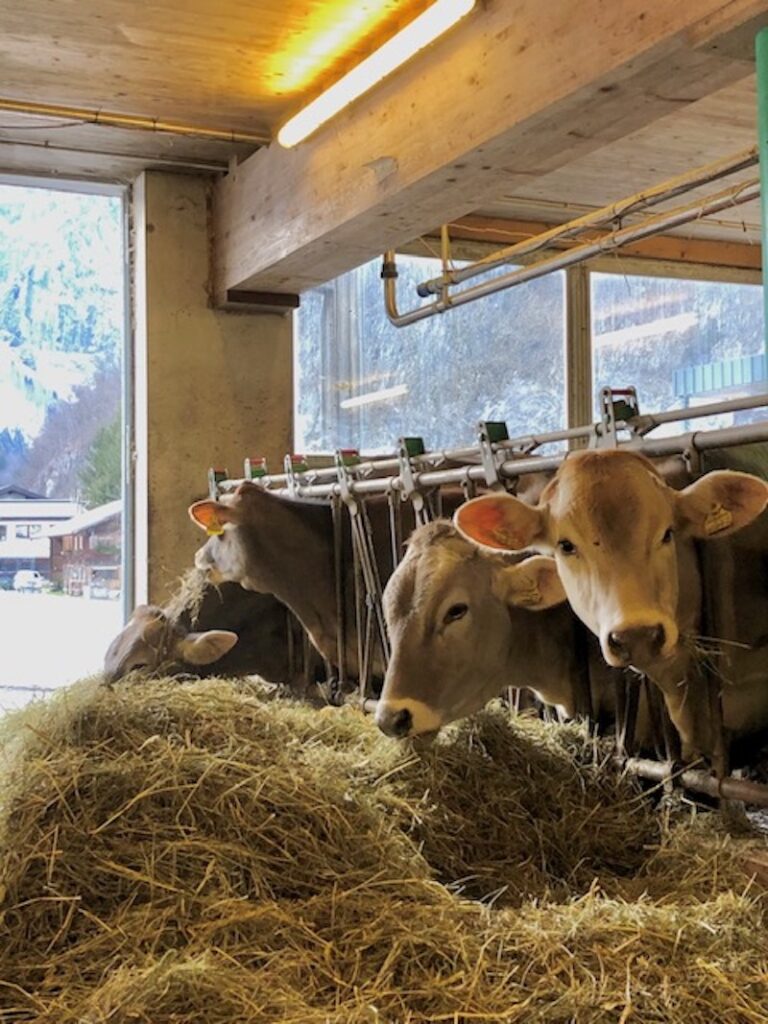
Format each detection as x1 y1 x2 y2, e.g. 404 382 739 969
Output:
454 493 545 551
176 630 239 665
499 556 566 610
675 471 768 539
188 500 241 533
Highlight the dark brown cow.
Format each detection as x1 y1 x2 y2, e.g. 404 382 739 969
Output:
104 576 312 689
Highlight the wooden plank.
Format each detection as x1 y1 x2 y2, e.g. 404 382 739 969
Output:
445 216 762 272
212 0 768 298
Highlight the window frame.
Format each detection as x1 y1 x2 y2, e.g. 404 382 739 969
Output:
293 247 765 453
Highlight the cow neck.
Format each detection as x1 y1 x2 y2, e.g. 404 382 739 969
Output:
242 497 338 655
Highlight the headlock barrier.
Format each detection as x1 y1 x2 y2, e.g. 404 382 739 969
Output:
206 387 768 810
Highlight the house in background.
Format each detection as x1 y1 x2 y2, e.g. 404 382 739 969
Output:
0 484 80 588
48 500 122 598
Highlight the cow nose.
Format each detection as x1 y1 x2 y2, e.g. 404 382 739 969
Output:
376 706 413 739
608 625 665 665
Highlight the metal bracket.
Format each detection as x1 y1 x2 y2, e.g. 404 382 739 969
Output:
284 453 309 497
335 449 360 513
397 436 428 522
596 386 640 448
478 420 509 489
207 467 228 499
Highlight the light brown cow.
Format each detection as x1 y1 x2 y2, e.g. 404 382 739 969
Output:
375 520 606 738
454 448 768 757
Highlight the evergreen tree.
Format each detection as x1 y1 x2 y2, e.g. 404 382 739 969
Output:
79 415 121 508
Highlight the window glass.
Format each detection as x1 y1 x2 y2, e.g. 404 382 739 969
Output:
296 255 566 453
592 272 765 433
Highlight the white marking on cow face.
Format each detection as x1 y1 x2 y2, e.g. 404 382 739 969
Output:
377 523 566 738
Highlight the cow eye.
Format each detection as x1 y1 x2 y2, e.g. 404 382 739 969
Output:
661 527 674 544
558 539 576 555
443 603 468 624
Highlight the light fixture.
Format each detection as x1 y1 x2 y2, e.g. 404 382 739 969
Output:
277 0 476 148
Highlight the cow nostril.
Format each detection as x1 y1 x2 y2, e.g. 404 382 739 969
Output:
650 624 665 651
607 632 626 655
391 708 412 738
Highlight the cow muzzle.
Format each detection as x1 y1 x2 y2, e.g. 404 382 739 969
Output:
374 698 443 739
604 623 669 668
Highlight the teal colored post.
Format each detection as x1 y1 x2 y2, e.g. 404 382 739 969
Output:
757 28 768 357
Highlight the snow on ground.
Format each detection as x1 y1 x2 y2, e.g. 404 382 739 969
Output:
0 591 122 711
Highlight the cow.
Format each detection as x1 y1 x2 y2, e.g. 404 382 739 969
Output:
454 447 768 758
103 573 314 691
374 520 619 739
189 483 421 679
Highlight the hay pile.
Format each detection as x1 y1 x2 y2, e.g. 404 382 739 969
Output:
1 678 767 1023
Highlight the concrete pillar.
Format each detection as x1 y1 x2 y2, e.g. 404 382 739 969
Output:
133 171 293 605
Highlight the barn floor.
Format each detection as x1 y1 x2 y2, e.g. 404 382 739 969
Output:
1 677 767 1023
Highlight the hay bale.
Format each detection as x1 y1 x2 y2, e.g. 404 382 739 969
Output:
1 678 767 1022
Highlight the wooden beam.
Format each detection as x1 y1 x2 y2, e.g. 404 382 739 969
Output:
223 289 300 314
213 0 768 299
444 215 762 272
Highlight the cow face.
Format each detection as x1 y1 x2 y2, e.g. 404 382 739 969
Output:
375 523 566 739
103 605 238 683
189 483 271 591
455 450 768 677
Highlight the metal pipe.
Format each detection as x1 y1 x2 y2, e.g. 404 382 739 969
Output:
217 425 595 493
632 392 768 432
416 146 759 297
622 757 768 807
385 177 761 327
635 420 768 457
228 417 768 503
0 97 271 146
215 395 768 500
758 30 768 360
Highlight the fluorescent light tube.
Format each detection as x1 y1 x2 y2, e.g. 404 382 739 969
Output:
277 0 476 147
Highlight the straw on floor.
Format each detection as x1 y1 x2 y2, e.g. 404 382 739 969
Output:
1 676 767 1022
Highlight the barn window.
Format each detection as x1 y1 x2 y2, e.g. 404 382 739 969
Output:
591 270 765 430
295 255 567 453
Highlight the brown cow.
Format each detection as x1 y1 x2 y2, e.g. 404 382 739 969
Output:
189 483 406 678
455 448 768 757
374 520 620 738
104 576 312 690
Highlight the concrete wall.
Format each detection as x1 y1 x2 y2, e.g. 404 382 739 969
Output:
133 171 293 605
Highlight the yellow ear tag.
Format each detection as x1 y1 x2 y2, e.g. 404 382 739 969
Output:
206 515 225 537
704 503 733 535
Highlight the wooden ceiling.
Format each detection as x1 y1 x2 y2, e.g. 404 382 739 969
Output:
0 0 766 281
0 0 431 177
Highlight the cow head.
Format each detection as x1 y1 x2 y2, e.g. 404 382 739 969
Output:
189 483 274 591
455 450 768 676
103 605 238 683
375 521 566 739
